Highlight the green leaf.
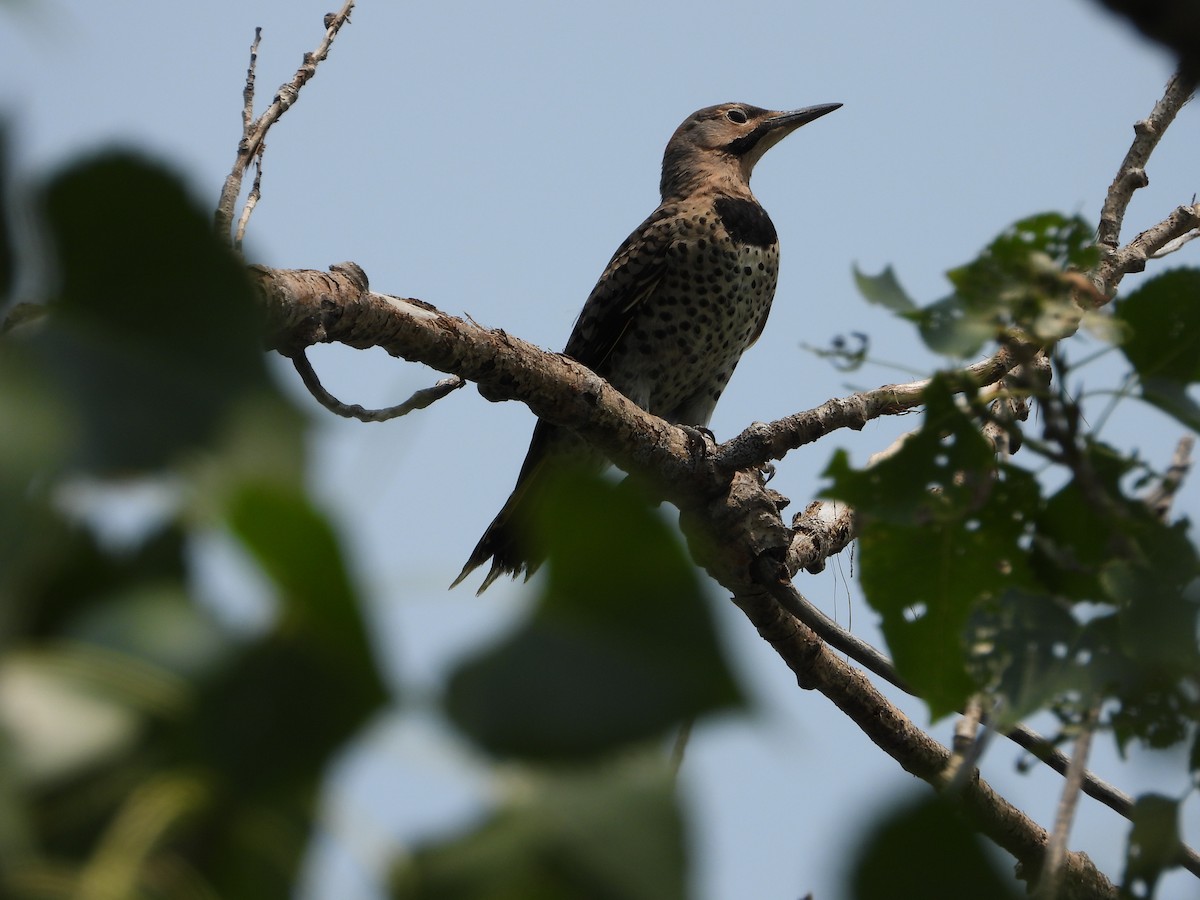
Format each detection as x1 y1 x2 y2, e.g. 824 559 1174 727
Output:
34 153 271 472
225 481 381 675
392 754 686 900
196 481 388 793
1139 377 1200 433
853 264 916 312
966 589 1085 727
824 378 1041 718
446 468 744 759
1117 268 1200 384
1122 794 1182 897
910 296 998 358
907 213 1097 358
848 794 1020 900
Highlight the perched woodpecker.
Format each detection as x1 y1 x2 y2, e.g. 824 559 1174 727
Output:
454 101 841 593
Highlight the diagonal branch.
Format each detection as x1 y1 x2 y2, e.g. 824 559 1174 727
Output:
711 347 1019 473
252 258 1146 897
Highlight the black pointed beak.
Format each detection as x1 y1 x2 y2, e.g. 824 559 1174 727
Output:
767 103 843 131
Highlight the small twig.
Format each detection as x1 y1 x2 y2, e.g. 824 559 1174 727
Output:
944 696 987 792
1151 227 1200 258
234 146 264 251
714 345 1021 473
241 27 261 136
214 2 355 244
1143 435 1195 521
1036 701 1101 900
292 351 465 422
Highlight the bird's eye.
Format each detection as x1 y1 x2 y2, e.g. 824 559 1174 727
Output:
726 108 748 124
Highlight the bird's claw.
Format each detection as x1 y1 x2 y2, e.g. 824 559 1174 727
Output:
679 424 717 460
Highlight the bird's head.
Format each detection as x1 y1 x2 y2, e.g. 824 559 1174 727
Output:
660 102 841 199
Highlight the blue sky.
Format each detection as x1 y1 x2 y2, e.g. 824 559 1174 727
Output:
4 1 1199 897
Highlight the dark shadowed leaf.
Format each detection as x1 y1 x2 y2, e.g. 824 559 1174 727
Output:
392 754 685 900
224 480 385 692
1117 268 1200 385
823 378 1041 718
848 794 1020 900
1138 377 1200 434
446 468 744 759
1122 794 1182 897
966 588 1085 728
34 153 270 471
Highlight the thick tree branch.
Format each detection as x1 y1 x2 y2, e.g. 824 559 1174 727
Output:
252 260 1181 893
253 263 708 498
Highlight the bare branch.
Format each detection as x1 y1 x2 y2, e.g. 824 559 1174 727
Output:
234 146 264 251
1096 69 1194 258
251 262 707 495
1098 202 1200 292
1151 226 1200 259
712 347 1020 473
944 696 987 791
1036 702 1101 900
730 550 1118 899
291 351 465 422
214 2 355 243
1143 434 1195 521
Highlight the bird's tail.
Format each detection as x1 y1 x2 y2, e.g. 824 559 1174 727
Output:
451 480 541 594
451 422 566 594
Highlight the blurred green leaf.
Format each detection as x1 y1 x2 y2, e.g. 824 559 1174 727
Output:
393 754 686 900
203 481 387 783
848 794 1020 899
226 481 375 668
14 521 190 642
910 294 999 357
1121 794 1182 897
824 378 1041 718
447 468 744 759
905 213 1096 357
1138 377 1200 433
0 127 13 303
1117 268 1200 385
853 264 916 312
34 153 271 472
966 589 1084 727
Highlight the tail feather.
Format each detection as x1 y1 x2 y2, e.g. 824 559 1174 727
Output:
450 493 541 595
452 423 559 593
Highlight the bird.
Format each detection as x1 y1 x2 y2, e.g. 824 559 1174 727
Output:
453 101 841 593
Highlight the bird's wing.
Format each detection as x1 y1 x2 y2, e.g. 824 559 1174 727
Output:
561 204 677 373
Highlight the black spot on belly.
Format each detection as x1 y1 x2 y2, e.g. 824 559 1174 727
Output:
714 196 777 248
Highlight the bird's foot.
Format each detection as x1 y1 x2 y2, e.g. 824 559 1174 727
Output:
679 424 717 460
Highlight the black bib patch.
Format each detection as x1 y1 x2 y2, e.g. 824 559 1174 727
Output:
714 196 777 248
